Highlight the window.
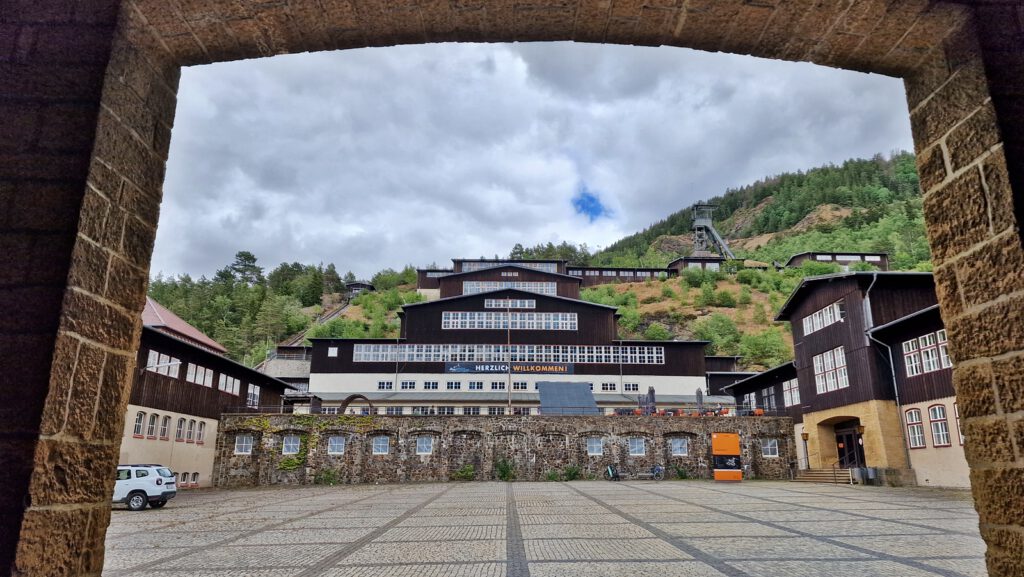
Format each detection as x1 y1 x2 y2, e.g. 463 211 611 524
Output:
801 300 846 335
762 439 779 457
321 406 339 415
513 381 528 390
488 406 505 416
463 281 557 296
865 255 882 262
424 381 438 390
351 343 666 365
463 406 480 416
491 381 506 390
513 407 530 415
186 419 196 442
904 330 950 376
446 381 461 390
760 387 776 410
906 409 926 448
378 381 393 390
385 406 403 415
815 254 833 261
401 381 415 390
218 374 240 395
175 418 186 441
116 469 130 481
282 435 300 454
468 381 483 390
437 406 455 415
132 412 146 436
929 405 951 447
441 311 578 331
601 383 616 391
186 364 214 387
628 437 646 456
234 434 253 455
500 271 519 277
327 346 338 357
484 299 536 309
159 416 170 439
813 347 848 394
954 403 964 445
246 385 260 408
197 421 206 443
180 472 188 484
145 350 180 377
416 436 433 455
146 413 158 437
624 383 639 392
587 437 603 456
191 472 199 485
670 437 689 456
372 436 390 455
327 436 346 455
782 379 800 407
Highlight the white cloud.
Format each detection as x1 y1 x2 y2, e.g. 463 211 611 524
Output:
154 42 913 279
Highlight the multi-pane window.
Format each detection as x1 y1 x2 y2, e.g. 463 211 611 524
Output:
186 419 196 442
904 330 952 377
234 434 253 455
424 381 438 390
488 406 506 416
469 381 483 390
133 412 145 436
906 409 926 448
246 385 261 408
353 344 666 365
441 311 578 330
484 299 536 309
416 436 433 455
385 406 403 415
801 300 846 335
813 347 848 394
321 406 339 415
463 406 481 416
491 381 506 390
463 281 557 295
425 271 449 278
500 271 519 277
585 270 601 276
782 379 800 407
145 350 180 377
601 383 616 391
628 437 646 456
743 392 756 409
327 436 346 455
762 439 779 457
378 381 393 390
929 405 951 447
401 381 415 390
372 436 390 455
146 413 158 437
513 382 528 390
670 437 689 456
411 406 432 416
446 381 461 390
175 418 186 441
186 364 214 387
437 406 455 416
760 387 776 410
624 383 639 392
513 407 531 415
587 437 603 456
218 374 241 395
197 421 206 443
282 435 300 455
159 416 170 438
461 261 558 273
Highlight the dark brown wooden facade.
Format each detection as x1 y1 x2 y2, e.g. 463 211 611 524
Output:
132 327 292 419
706 372 757 396
785 252 890 271
452 259 566 274
416 269 453 290
724 362 802 423
776 273 937 415
868 306 955 406
565 267 675 287
437 265 582 299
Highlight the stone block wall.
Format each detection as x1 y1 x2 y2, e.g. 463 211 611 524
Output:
214 415 795 486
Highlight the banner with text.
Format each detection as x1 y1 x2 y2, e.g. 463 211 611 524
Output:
445 362 573 374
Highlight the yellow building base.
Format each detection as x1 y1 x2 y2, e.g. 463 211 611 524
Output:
803 399 909 470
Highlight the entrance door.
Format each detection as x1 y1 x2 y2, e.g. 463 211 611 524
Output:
835 430 865 468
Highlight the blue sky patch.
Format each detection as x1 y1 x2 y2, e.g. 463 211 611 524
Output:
572 185 610 223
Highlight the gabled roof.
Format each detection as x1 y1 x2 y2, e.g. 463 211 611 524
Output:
142 297 227 354
867 305 942 337
435 263 582 282
399 288 619 311
783 251 888 267
775 272 933 321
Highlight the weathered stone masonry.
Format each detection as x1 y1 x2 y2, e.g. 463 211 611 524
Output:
213 414 795 486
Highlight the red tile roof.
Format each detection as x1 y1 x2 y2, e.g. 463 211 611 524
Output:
142 297 227 354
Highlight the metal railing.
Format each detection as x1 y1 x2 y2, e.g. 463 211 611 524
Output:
223 405 745 417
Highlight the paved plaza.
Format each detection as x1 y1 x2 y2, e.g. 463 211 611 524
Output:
103 481 987 577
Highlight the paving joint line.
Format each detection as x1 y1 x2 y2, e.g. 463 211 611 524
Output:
506 483 531 577
629 484 975 577
294 484 457 576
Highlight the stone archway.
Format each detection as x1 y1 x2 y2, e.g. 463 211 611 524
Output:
3 1 1024 575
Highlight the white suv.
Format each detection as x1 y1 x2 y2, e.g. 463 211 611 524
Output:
113 465 177 511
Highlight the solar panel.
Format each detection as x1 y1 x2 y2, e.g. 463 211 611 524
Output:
536 382 600 415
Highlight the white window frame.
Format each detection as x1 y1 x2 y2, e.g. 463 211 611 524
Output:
327 436 346 455
416 436 433 455
761 439 779 458
234 434 253 455
670 437 689 456
401 380 415 390
929 405 951 447
813 347 848 394
372 436 390 455
628 437 646 456
327 346 338 357
586 437 603 456
282 435 300 455
906 409 926 448
782 378 800 407
133 411 145 436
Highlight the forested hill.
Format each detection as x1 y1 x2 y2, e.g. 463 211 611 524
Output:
588 152 929 269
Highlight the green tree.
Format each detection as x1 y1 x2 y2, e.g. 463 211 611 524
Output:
739 328 791 367
643 323 672 341
323 263 344 294
697 282 716 307
692 314 741 355
229 251 264 285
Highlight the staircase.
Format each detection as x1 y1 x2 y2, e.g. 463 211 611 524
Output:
793 468 852 484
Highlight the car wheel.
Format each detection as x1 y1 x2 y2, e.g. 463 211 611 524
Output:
126 492 148 511
149 500 167 509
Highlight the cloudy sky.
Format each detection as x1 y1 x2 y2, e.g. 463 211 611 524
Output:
154 42 914 280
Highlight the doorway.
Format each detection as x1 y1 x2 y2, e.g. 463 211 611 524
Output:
834 420 865 469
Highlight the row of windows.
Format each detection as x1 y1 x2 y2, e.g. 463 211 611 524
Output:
425 271 449 278
813 346 849 394
499 271 519 277
132 411 206 443
802 300 846 336
145 351 180 377
687 262 720 271
178 472 200 486
461 261 559 273
906 405 962 448
484 299 535 309
146 350 247 397
903 330 952 377
814 254 883 262
761 387 776 410
440 311 578 331
463 281 558 295
185 364 214 387
352 344 666 364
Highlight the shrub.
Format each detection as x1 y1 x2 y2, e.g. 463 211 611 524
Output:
495 458 517 482
752 303 769 325
739 327 791 367
313 468 341 485
692 313 741 356
697 282 716 307
661 285 676 299
672 466 689 480
644 322 672 341
450 464 476 481
738 286 752 306
681 268 706 288
545 470 562 482
714 290 737 308
562 465 582 481
640 296 660 304
736 269 759 285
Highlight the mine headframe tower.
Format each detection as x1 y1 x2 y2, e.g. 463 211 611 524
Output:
692 204 735 259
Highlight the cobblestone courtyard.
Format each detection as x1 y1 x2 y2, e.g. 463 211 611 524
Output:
103 481 986 577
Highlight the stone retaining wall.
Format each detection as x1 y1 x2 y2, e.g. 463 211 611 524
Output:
213 414 795 486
